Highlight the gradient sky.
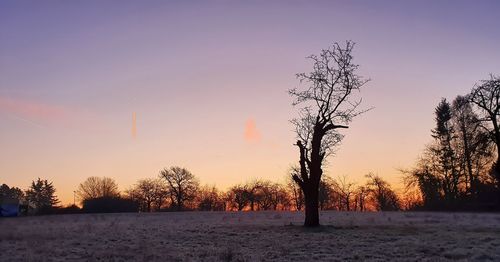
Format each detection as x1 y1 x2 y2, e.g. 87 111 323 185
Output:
1 0 500 205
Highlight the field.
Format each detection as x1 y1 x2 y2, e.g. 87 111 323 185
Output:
1 211 500 261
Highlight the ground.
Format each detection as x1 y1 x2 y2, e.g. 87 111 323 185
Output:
1 211 500 261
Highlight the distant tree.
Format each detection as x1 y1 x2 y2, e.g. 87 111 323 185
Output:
353 185 369 211
405 156 445 210
287 171 304 211
227 184 249 211
365 173 400 211
253 180 289 211
400 187 423 210
252 180 272 210
289 41 369 226
25 178 59 213
76 176 120 203
0 184 24 201
267 183 290 210
126 178 168 212
336 175 356 211
245 180 264 211
159 167 199 211
197 185 224 211
82 197 139 213
318 176 336 210
54 204 82 215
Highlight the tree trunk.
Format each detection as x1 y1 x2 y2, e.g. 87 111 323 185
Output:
493 121 500 205
177 195 182 211
303 186 319 227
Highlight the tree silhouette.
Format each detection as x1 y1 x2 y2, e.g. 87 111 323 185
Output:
25 178 59 214
251 180 290 211
365 173 400 211
318 176 336 210
469 75 500 193
431 98 460 205
76 176 120 203
126 178 168 212
289 41 369 226
160 166 199 211
227 184 249 211
336 175 356 211
0 184 24 201
197 185 225 211
353 185 369 211
451 95 492 196
404 93 498 211
287 171 304 211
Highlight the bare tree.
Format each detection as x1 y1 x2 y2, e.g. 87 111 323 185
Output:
400 187 423 210
253 180 290 211
354 185 369 211
159 166 199 211
289 41 369 226
469 75 500 189
227 184 249 211
76 176 120 203
197 185 225 211
452 95 494 196
268 183 290 210
287 170 304 211
245 180 263 211
336 175 356 211
318 176 336 210
126 178 168 212
365 173 400 211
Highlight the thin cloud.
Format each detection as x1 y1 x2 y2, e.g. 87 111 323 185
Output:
244 118 261 143
0 96 67 123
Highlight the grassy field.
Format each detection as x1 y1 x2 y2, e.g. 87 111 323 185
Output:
1 211 500 261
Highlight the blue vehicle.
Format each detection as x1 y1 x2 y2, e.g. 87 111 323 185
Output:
0 198 19 217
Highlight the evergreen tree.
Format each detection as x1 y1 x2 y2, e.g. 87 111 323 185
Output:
25 178 59 213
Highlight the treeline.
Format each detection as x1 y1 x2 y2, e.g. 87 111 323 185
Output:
404 75 500 211
76 167 403 212
2 168 403 215
1 178 60 215
3 76 499 215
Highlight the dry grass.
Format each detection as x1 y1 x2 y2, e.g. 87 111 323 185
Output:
1 211 500 261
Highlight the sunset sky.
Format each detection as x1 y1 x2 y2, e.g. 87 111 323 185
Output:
1 1 500 205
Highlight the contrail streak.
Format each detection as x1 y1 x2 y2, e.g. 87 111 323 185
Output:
2 112 46 128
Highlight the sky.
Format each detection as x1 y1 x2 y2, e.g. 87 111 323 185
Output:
1 0 500 205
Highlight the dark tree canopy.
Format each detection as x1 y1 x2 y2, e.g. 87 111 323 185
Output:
470 75 500 185
365 173 400 211
0 184 24 201
160 166 199 211
126 178 168 212
431 99 460 204
289 41 369 226
25 178 59 213
227 184 249 211
404 92 498 211
76 176 120 203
